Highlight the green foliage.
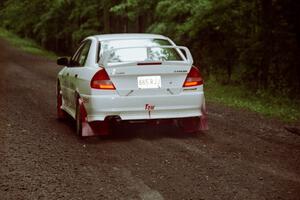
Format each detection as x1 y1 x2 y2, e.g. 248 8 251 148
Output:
111 0 158 20
205 78 300 122
0 27 56 59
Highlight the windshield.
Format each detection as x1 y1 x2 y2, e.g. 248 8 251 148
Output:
100 39 183 63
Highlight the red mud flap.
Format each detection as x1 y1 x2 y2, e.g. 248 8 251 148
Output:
79 99 110 137
199 101 209 131
81 121 109 137
178 98 209 133
178 117 204 133
178 115 208 133
199 114 208 131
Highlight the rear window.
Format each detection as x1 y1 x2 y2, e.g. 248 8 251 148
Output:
100 39 183 63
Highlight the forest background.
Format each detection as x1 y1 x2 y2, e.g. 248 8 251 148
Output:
0 0 299 120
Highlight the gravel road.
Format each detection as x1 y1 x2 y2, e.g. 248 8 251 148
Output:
0 39 300 200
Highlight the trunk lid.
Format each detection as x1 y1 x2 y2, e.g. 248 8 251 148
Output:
100 45 194 96
105 62 191 96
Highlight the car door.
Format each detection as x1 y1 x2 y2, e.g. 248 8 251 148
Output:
61 44 84 111
68 40 92 111
60 66 70 109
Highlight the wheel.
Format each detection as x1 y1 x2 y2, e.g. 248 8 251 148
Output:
57 83 67 120
76 99 84 138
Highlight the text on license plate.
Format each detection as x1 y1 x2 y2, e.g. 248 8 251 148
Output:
137 76 161 89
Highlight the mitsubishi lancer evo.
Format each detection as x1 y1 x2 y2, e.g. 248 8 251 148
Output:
56 34 207 137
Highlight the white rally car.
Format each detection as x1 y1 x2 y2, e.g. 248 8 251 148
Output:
56 34 207 137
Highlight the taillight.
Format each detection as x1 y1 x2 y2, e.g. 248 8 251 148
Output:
183 66 203 87
90 69 115 90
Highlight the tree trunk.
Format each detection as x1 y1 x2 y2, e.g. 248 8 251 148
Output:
259 0 273 89
103 2 110 33
138 15 144 33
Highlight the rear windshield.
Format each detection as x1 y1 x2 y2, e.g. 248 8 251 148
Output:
100 39 183 63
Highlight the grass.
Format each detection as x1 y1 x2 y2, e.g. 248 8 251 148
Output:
0 28 56 59
205 79 300 122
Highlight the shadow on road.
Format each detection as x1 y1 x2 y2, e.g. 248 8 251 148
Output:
55 116 206 144
108 123 204 141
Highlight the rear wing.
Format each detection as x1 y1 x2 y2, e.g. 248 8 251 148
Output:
99 45 194 67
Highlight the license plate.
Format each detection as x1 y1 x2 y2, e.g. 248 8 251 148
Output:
137 76 161 89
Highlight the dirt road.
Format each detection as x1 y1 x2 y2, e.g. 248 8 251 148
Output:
0 39 299 200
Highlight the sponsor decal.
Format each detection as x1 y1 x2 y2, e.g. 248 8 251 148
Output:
112 68 125 75
183 88 197 91
145 104 155 119
145 104 155 111
174 70 188 73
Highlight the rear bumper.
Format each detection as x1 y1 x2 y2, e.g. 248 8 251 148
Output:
81 91 205 122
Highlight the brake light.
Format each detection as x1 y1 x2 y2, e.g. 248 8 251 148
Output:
183 66 203 87
90 69 115 90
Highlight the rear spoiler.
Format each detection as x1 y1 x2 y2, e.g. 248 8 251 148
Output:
99 45 194 67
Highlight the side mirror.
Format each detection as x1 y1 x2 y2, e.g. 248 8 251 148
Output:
57 57 69 66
